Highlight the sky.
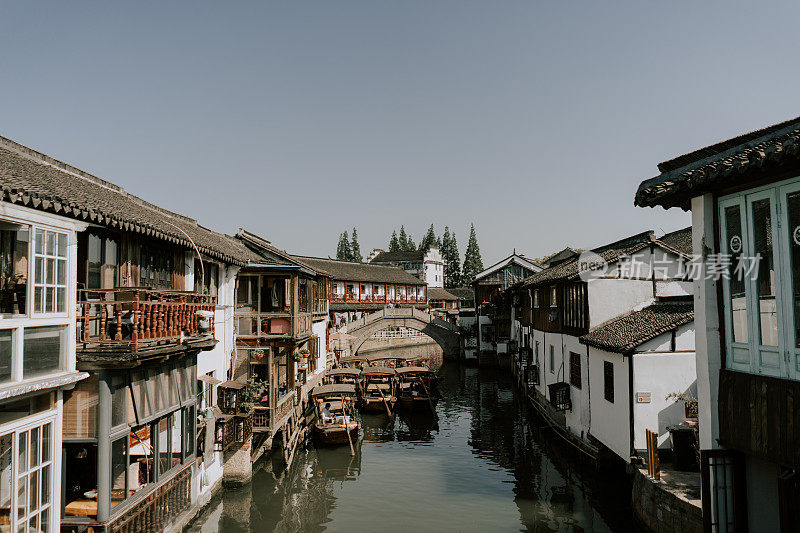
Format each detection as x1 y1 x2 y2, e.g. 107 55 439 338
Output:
1 2 798 264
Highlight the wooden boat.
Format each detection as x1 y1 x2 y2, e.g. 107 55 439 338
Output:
310 384 360 450
324 367 362 386
395 367 440 413
338 355 367 369
358 367 397 415
364 353 404 368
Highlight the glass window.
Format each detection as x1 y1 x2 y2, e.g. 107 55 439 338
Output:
22 326 64 379
110 437 127 510
0 222 29 315
183 405 195 459
63 375 98 439
0 434 11 524
32 229 67 314
752 198 779 347
550 287 557 307
87 232 118 290
194 259 219 297
0 331 11 384
570 352 581 389
129 425 153 491
157 416 171 476
17 423 51 529
724 204 748 344
787 191 800 349
111 374 127 428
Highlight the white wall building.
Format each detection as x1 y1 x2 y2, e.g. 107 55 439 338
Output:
0 201 90 533
635 114 800 531
509 228 696 461
369 247 444 287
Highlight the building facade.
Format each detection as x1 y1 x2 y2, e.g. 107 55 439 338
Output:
507 229 696 461
636 115 800 531
369 247 444 288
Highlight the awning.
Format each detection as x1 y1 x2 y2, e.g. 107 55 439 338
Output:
198 375 222 385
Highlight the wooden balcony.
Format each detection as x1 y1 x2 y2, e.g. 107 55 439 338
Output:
61 461 193 533
718 369 800 470
312 298 329 315
215 412 253 450
77 288 217 356
235 311 312 340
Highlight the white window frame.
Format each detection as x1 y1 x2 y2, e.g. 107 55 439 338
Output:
718 177 800 380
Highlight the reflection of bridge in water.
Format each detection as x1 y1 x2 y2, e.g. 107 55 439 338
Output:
343 307 461 358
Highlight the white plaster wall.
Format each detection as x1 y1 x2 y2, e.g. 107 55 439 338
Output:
587 279 653 328
311 318 329 376
631 348 697 450
562 335 590 439
587 348 630 461
656 280 693 297
692 194 722 450
192 257 240 500
674 323 695 351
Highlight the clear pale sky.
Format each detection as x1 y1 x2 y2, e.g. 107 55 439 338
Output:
1 2 797 264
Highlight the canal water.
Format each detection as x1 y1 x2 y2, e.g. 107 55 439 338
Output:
187 363 634 532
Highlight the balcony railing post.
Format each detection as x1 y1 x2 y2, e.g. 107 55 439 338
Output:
83 302 90 342
99 304 107 341
114 303 123 341
132 292 140 350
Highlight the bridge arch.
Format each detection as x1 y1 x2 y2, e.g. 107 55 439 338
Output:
345 308 461 359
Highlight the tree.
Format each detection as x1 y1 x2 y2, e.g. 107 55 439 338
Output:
336 231 353 262
398 226 409 251
419 224 437 252
441 226 462 288
462 224 484 283
350 227 363 263
389 230 400 252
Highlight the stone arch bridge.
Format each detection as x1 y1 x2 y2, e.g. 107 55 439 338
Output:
344 307 461 359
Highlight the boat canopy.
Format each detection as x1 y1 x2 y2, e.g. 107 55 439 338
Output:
311 384 357 397
326 368 362 376
360 367 397 376
339 356 367 363
396 366 434 375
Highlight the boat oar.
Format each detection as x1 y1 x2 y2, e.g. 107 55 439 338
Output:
376 382 393 417
343 398 356 456
419 378 438 418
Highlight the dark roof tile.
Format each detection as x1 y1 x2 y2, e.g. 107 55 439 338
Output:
580 300 694 354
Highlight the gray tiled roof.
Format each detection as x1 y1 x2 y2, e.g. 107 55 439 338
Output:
445 287 475 301
657 227 693 257
0 135 253 265
520 231 654 289
428 287 459 301
580 300 694 354
371 250 425 262
635 116 800 209
291 256 425 285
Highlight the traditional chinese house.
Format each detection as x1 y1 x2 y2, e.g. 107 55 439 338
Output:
233 230 332 451
635 114 800 531
291 256 428 328
506 228 695 461
0 133 254 532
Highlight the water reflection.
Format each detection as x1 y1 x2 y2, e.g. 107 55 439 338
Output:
186 363 631 532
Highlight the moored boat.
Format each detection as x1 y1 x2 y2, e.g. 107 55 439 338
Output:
396 367 440 413
324 367 362 386
358 367 397 415
310 384 360 450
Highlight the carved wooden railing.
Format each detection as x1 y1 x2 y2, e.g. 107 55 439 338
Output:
77 288 217 351
312 298 329 315
272 391 295 430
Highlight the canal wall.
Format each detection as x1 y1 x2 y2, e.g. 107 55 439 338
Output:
358 336 444 369
630 466 702 533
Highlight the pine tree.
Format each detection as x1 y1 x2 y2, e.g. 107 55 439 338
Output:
389 230 400 252
350 227 363 263
341 231 353 262
337 233 347 260
462 224 484 284
398 226 409 251
419 224 437 252
441 226 461 288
